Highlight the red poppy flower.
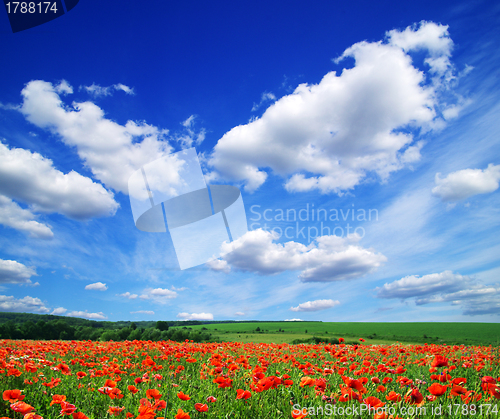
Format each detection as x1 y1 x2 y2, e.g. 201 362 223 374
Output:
431 355 448 368
60 402 77 416
405 388 423 405
104 379 117 388
385 391 402 402
363 396 385 410
50 395 67 406
177 391 190 401
108 406 125 416
206 396 217 403
146 389 161 400
3 389 25 402
10 402 35 415
72 413 89 419
194 403 208 412
127 385 138 394
236 389 252 400
175 409 190 419
428 383 448 396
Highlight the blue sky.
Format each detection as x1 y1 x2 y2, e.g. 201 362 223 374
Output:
0 0 499 323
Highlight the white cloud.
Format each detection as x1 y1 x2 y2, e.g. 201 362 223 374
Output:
19 80 178 194
131 310 154 315
377 271 469 299
432 164 500 202
0 294 49 313
0 259 37 285
177 312 214 321
138 287 178 303
387 21 454 82
85 282 107 291
210 229 386 282
51 307 67 315
117 292 138 299
81 83 135 97
209 22 461 194
66 310 107 320
206 258 230 273
251 92 276 112
290 299 340 312
235 311 245 316
55 80 73 95
0 142 118 220
285 318 303 321
376 270 500 316
0 195 53 239
175 115 206 148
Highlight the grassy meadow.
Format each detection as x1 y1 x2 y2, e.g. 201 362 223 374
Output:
172 321 500 346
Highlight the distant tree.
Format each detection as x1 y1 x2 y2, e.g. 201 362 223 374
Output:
128 328 142 341
156 321 169 331
131 322 137 330
256 327 261 332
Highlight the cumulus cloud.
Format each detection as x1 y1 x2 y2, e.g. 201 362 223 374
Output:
85 282 108 291
117 292 138 299
0 142 118 220
285 318 303 321
131 310 155 315
177 312 214 321
377 270 500 316
18 80 184 194
0 195 53 239
66 310 107 320
139 287 178 303
290 299 340 312
208 22 462 193
209 229 386 282
432 164 500 202
51 307 67 315
0 294 49 313
0 259 37 285
81 83 135 97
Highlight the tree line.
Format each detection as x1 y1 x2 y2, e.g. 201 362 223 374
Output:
0 313 216 343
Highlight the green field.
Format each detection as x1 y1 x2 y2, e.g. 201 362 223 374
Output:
172 321 500 346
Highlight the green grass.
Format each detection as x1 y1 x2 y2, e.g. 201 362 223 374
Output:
173 322 500 346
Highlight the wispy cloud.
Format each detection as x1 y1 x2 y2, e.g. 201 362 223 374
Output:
66 310 107 320
81 83 135 97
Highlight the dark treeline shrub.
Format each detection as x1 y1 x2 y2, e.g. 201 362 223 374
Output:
0 313 217 343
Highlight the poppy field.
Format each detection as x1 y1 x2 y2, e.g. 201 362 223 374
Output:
1 339 499 419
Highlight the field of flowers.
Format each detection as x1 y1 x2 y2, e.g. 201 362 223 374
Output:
1 339 499 419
